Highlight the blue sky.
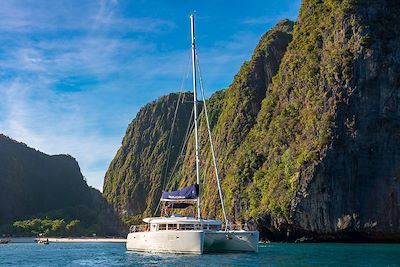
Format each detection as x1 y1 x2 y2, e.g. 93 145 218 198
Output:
0 0 301 190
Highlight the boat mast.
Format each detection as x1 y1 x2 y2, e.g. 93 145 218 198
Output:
190 14 201 219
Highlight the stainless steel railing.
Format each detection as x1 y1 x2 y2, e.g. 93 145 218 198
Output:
221 223 257 231
129 223 257 233
129 225 148 233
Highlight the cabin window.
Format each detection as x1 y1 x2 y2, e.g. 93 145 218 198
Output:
167 224 177 230
180 224 195 230
203 224 209 230
158 224 167 230
210 225 221 230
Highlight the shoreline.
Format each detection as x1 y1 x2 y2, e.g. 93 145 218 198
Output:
5 237 126 243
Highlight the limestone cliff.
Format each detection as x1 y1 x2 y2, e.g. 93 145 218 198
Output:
231 0 400 241
0 134 120 235
288 0 400 241
173 19 295 219
103 93 194 224
0 134 91 224
103 20 294 225
103 0 400 242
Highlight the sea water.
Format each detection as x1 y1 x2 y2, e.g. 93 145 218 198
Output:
1 242 399 266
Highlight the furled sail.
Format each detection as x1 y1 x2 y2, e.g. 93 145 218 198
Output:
161 184 199 201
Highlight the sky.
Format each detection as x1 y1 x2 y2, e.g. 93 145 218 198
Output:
0 0 301 191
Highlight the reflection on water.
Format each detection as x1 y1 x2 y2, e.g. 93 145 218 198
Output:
1 242 399 266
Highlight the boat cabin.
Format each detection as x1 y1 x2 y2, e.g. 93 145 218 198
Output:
130 216 222 233
129 184 225 233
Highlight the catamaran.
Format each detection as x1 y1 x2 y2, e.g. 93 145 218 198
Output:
126 14 259 254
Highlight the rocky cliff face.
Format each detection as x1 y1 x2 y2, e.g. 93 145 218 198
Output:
0 134 91 224
231 0 400 241
0 134 120 235
103 20 294 224
288 0 400 241
104 0 400 242
103 93 195 224
173 19 295 219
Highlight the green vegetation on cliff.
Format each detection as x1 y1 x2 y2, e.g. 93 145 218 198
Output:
226 0 362 220
103 19 295 223
0 134 120 236
226 0 400 241
174 19 295 219
103 0 400 241
10 219 81 237
103 93 194 225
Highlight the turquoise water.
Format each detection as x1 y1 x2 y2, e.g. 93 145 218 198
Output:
1 242 399 266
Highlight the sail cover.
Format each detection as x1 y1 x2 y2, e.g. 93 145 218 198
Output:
161 184 199 201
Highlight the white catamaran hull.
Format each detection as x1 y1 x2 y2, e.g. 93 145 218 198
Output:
126 230 258 254
126 230 204 254
204 231 259 253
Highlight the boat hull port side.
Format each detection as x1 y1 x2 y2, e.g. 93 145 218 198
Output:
204 231 259 253
126 230 204 254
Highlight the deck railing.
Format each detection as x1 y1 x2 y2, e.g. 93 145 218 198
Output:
129 223 257 233
221 224 257 231
129 225 148 233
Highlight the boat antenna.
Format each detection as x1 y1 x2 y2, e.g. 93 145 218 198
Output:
190 13 201 219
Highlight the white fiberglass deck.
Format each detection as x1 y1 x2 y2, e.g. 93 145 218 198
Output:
126 216 259 254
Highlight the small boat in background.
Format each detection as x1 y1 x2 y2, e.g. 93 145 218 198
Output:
37 239 49 245
0 239 10 244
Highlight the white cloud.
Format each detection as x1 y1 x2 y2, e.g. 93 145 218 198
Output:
0 0 283 191
0 1 179 191
0 0 173 33
0 79 122 192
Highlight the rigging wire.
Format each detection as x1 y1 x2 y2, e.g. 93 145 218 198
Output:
153 108 195 216
154 50 192 216
153 50 229 225
195 51 228 226
161 92 183 190
167 107 195 189
161 50 192 191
